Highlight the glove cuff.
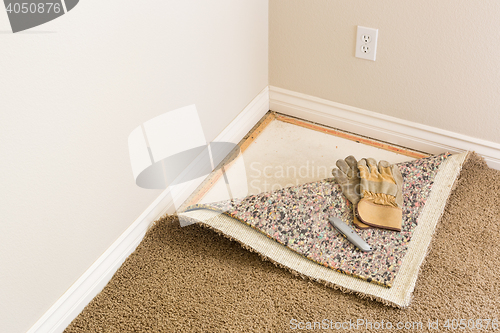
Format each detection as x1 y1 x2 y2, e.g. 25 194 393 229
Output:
356 198 403 231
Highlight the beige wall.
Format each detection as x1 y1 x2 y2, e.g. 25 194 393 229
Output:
270 0 500 143
0 1 268 332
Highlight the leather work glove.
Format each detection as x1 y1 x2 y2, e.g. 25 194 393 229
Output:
356 158 404 231
331 156 370 229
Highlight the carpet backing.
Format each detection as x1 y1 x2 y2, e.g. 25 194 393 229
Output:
65 153 500 332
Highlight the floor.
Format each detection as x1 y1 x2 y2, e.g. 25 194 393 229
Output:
183 112 428 208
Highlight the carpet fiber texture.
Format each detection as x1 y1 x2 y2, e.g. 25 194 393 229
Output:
65 153 500 332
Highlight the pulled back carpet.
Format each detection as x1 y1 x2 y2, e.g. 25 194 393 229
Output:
181 153 450 290
65 153 500 332
178 152 465 307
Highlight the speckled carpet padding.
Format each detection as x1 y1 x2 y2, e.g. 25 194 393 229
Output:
179 152 469 307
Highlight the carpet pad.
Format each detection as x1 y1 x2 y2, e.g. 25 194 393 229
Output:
179 152 468 307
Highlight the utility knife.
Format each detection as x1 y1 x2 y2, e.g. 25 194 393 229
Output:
329 217 373 252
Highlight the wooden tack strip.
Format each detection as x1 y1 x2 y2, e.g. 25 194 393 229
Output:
274 114 429 159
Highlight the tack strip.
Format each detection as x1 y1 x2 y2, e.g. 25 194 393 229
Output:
275 113 429 159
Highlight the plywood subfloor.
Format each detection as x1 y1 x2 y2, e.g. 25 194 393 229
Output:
183 112 428 208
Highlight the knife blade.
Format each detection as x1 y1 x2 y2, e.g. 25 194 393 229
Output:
329 217 373 252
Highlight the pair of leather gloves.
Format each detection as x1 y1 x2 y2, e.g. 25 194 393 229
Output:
332 156 403 231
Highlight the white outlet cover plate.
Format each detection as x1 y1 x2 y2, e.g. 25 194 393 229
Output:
355 26 378 61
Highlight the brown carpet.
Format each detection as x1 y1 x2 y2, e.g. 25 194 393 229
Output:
65 153 500 332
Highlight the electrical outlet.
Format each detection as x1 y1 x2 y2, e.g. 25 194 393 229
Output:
355 26 378 61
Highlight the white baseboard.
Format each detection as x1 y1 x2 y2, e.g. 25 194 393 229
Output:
270 86 500 170
27 86 270 333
